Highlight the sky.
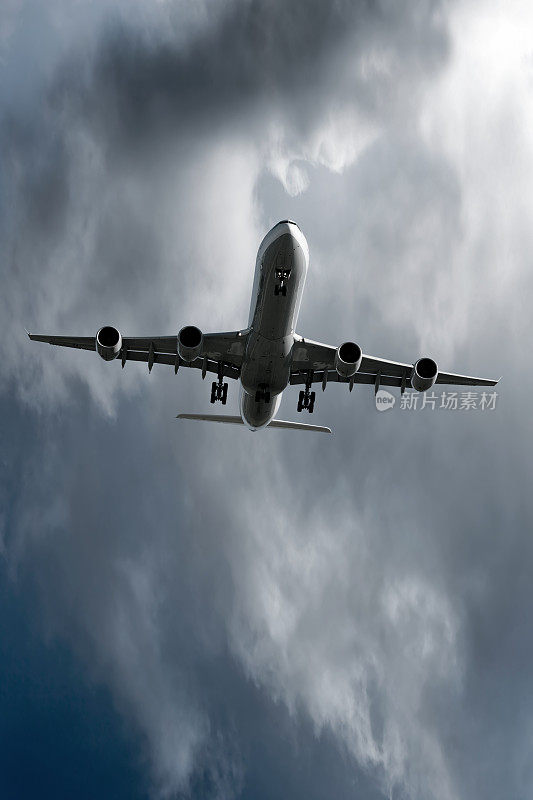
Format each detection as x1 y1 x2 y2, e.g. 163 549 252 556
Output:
1 0 533 798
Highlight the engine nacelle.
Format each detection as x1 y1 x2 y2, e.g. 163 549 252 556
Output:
96 326 122 361
178 325 203 362
411 357 438 392
335 341 362 378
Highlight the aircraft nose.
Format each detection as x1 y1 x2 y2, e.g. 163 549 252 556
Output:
273 219 300 237
258 219 309 263
274 232 294 251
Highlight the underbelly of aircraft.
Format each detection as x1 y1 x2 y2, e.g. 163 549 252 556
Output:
239 224 308 428
240 391 282 429
240 333 292 397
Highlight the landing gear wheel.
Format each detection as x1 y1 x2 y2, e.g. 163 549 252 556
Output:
275 268 291 297
255 386 271 403
211 374 228 405
297 388 316 413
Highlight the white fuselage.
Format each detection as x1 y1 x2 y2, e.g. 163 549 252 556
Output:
239 221 309 430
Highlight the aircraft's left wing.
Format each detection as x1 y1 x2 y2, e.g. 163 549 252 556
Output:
28 330 247 379
290 337 499 390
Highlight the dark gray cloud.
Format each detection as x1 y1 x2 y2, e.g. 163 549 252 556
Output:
2 1 532 799
46 0 448 153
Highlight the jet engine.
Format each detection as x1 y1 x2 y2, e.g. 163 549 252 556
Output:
178 325 203 362
96 326 122 361
335 341 362 378
411 357 438 392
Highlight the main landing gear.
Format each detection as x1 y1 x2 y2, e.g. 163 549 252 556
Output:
297 371 315 413
211 380 228 405
254 386 271 404
274 269 290 296
210 364 228 405
297 389 316 413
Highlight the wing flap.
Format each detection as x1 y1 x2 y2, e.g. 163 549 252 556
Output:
435 371 500 387
291 337 336 370
122 336 178 353
123 331 246 363
359 355 412 378
124 351 239 379
28 334 96 351
290 370 410 388
291 337 413 378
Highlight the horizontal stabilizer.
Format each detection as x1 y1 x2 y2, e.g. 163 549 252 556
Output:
177 414 244 425
176 413 332 433
267 419 332 433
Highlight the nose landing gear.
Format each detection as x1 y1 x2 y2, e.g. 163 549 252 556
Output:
274 269 290 296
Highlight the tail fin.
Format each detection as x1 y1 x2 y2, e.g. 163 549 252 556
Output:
176 414 332 434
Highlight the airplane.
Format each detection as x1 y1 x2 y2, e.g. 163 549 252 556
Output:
28 220 499 434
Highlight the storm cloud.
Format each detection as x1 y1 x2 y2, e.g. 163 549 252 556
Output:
1 1 532 798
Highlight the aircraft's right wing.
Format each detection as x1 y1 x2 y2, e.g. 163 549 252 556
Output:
290 337 500 391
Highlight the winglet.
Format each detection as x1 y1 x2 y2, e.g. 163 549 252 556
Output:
25 327 31 338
